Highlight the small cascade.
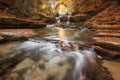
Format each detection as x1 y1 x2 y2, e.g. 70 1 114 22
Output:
56 12 72 24
14 38 96 80
55 2 72 24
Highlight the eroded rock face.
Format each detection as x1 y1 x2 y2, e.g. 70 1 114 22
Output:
0 29 36 42
74 0 106 12
0 0 119 24
0 0 116 17
0 0 54 17
0 0 15 5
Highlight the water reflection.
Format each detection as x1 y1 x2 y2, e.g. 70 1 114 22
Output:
0 27 96 80
13 38 96 80
58 28 65 39
36 27 95 43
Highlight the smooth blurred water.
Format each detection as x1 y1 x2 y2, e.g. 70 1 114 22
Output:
0 27 96 80
35 27 95 43
13 27 96 80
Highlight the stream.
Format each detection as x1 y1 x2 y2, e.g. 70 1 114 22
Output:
0 27 98 80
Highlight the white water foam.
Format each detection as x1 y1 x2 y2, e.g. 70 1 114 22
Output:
14 38 96 80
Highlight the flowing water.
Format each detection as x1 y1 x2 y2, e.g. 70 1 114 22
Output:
35 27 95 43
0 27 96 80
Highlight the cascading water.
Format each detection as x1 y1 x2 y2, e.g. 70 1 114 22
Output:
55 1 72 24
56 10 72 24
14 36 96 80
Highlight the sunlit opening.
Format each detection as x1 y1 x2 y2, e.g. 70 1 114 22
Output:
56 3 68 14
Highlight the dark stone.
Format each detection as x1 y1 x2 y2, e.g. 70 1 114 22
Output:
0 36 4 43
57 61 64 67
17 76 25 80
117 0 120 4
17 68 27 75
0 0 14 5
2 35 28 42
95 59 114 80
67 57 75 68
39 63 45 70
62 68 73 80
29 53 40 62
0 2 7 10
94 42 120 51
47 75 56 80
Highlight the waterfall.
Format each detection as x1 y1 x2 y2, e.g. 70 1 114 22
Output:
14 38 96 80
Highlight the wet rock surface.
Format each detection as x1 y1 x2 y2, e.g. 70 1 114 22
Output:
0 0 120 79
92 24 120 59
0 36 4 42
0 51 114 80
0 38 114 80
0 29 36 42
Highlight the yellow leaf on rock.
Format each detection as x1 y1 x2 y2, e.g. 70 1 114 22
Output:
97 55 103 59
